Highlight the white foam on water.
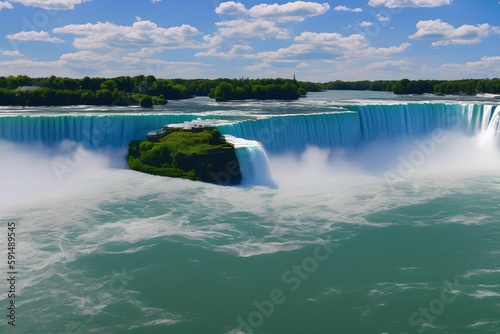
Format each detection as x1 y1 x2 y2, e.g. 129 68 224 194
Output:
1 97 499 333
1 125 499 289
468 321 490 328
462 268 500 279
468 290 500 299
441 213 491 226
215 240 305 257
399 267 420 271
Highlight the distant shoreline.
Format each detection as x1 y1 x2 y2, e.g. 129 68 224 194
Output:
0 75 498 107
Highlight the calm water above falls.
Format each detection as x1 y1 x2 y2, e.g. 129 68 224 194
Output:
1 91 500 333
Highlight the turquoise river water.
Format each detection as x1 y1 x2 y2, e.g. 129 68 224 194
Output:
1 91 500 333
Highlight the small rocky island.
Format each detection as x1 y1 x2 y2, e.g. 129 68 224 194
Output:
128 124 242 185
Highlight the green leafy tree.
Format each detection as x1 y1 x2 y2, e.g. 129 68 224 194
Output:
115 76 134 92
146 75 157 85
80 91 95 105
154 94 167 105
233 86 247 99
95 89 113 105
101 79 118 91
80 76 104 91
0 77 8 88
60 78 80 90
213 82 234 101
140 95 153 108
133 75 146 88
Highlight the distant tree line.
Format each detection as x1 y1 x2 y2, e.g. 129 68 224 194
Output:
0 75 321 106
207 77 313 101
0 75 498 106
0 75 192 107
324 78 500 95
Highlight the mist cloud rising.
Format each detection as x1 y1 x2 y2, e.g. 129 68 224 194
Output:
1 129 499 210
268 130 500 187
0 141 126 210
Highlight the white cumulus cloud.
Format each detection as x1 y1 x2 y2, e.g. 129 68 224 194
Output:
440 56 500 77
60 50 116 63
409 19 497 46
53 20 201 49
215 1 247 15
249 1 330 21
334 5 362 12
215 1 330 21
214 19 291 40
1 50 22 57
268 31 410 59
360 42 411 58
359 21 373 27
0 1 13 11
8 0 90 10
127 47 165 58
203 1 331 59
377 14 389 21
5 31 64 43
365 59 411 70
295 31 367 48
195 43 253 59
0 58 71 77
368 0 452 8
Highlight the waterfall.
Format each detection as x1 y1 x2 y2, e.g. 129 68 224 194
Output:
486 106 500 140
217 112 362 154
0 103 498 155
357 103 464 140
0 114 201 148
217 104 499 154
461 103 496 135
224 135 275 187
1 103 498 187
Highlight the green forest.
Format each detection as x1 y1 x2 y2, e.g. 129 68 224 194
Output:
0 75 498 107
0 75 318 107
324 78 500 95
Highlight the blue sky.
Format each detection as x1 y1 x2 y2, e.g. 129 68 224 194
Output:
0 0 498 81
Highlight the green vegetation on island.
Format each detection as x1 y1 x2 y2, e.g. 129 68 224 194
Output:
128 128 242 185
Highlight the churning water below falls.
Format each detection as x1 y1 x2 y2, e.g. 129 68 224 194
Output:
1 91 500 334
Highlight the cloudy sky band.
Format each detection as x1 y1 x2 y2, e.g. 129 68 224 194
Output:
0 0 498 80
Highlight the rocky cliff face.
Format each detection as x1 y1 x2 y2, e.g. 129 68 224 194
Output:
127 128 242 185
